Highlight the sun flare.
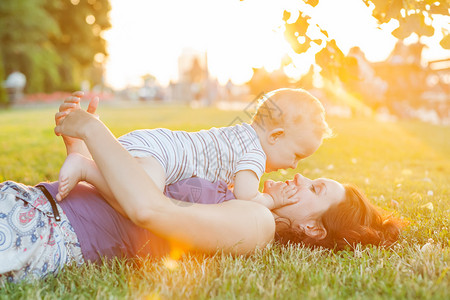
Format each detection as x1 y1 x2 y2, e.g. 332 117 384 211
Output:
103 0 449 89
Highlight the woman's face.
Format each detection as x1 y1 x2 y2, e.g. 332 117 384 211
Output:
264 174 345 228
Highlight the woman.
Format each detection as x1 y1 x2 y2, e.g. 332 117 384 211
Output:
267 175 401 250
0 99 401 283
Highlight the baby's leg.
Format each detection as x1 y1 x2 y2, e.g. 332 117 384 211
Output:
57 153 96 201
57 153 126 215
57 154 125 214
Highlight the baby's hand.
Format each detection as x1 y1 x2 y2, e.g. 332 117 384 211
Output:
263 180 299 209
55 92 99 127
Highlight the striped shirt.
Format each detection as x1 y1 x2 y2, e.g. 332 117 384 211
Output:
118 123 266 186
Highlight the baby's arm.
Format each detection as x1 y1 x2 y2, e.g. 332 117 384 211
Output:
233 170 297 210
55 91 99 159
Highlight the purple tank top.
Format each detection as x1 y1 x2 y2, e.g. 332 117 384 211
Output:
39 177 235 263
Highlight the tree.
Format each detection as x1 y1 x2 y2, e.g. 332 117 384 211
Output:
367 0 449 45
246 67 293 96
0 0 61 93
0 50 7 105
46 0 111 90
281 0 449 81
0 0 111 93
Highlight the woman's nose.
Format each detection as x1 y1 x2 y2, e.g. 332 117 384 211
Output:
294 173 311 185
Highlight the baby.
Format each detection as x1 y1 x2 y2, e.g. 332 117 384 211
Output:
57 88 331 210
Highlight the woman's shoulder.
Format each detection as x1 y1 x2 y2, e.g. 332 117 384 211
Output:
221 199 275 254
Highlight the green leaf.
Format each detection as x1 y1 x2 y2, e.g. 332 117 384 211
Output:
392 25 412 40
408 13 434 37
428 2 450 14
391 13 432 40
305 0 319 7
422 25 435 37
284 13 312 54
284 29 311 54
440 32 450 49
385 0 403 22
285 13 310 35
315 46 332 68
282 10 290 22
371 0 403 23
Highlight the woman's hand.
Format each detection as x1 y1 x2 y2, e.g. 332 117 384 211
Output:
59 91 98 117
263 180 299 209
54 108 100 140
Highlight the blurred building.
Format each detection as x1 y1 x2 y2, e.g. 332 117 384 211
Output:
168 48 217 105
138 74 164 101
373 41 428 107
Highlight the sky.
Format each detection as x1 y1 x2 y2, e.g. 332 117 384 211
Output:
102 0 450 89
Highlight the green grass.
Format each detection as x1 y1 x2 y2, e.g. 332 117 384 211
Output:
1 102 449 299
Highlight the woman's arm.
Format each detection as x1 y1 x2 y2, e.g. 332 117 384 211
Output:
56 93 128 214
55 109 275 254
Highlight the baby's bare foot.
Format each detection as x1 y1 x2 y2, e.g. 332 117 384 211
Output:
57 153 89 201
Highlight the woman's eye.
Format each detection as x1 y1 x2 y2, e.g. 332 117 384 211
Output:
310 185 316 193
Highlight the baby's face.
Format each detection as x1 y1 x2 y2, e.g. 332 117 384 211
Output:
264 124 322 172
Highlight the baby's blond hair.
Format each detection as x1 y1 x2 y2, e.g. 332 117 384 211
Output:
252 88 332 138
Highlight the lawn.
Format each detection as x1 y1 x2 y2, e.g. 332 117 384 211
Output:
0 102 449 299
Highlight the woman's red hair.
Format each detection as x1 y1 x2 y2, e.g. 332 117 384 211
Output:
275 184 403 251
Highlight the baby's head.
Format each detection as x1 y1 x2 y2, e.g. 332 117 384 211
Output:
251 88 331 172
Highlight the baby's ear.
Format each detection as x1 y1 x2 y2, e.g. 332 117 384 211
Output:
268 128 285 144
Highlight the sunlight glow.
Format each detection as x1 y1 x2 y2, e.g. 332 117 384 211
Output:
86 15 95 25
162 258 179 271
144 292 162 300
103 0 449 89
